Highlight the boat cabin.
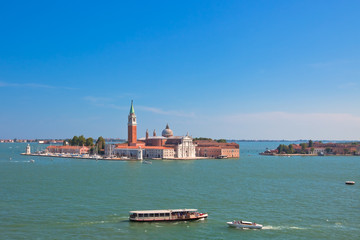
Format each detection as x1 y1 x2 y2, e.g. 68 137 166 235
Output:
129 209 205 222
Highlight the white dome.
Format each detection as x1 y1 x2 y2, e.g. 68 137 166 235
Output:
162 124 173 137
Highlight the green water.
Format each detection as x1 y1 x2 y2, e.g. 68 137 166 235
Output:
0 142 359 239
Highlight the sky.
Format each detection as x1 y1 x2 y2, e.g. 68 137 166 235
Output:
1 0 360 140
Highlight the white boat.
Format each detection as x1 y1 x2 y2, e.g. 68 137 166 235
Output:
227 220 263 229
345 181 355 185
129 209 208 222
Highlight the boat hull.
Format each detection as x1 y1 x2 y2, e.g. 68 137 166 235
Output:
345 181 355 185
227 221 262 229
130 214 208 222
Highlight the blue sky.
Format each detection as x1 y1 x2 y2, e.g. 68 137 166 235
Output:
1 0 360 140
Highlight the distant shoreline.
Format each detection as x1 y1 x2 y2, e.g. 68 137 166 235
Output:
20 153 233 161
259 153 359 157
2 139 360 143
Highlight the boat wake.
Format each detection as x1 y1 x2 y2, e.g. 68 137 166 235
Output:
262 225 307 230
8 160 34 163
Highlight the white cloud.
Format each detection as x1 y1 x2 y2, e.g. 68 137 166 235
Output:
82 97 194 117
137 105 196 118
0 81 75 90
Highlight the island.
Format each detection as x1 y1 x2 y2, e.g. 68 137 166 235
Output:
260 140 360 156
20 101 239 160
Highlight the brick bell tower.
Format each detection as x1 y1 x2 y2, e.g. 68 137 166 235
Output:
128 100 137 146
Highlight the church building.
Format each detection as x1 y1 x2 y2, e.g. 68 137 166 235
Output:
105 101 197 159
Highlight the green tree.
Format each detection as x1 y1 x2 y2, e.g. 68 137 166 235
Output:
288 144 294 154
300 143 307 150
96 136 106 154
85 137 94 146
277 144 290 154
308 140 313 147
299 143 308 154
216 139 227 143
325 147 332 154
193 137 212 141
78 135 86 146
71 136 79 146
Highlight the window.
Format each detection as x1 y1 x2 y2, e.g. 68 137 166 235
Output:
155 213 159 217
139 214 143 217
165 213 170 216
144 214 148 217
149 214 154 217
160 213 165 217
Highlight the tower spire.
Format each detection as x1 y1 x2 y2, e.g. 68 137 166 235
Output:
130 100 135 114
128 100 137 146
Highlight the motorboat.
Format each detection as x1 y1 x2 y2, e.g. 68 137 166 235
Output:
227 220 263 229
345 181 355 185
129 209 208 222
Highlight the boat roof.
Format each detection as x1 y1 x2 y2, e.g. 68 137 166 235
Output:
241 221 253 224
129 209 198 214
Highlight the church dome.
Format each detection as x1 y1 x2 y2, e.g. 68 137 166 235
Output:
162 124 173 137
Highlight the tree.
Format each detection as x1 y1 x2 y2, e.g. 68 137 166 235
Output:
277 144 290 154
325 147 332 154
308 140 313 148
85 137 94 146
96 136 106 154
300 143 308 154
78 135 86 146
311 147 314 154
216 139 227 143
288 144 294 154
71 136 79 146
193 137 212 141
300 143 307 150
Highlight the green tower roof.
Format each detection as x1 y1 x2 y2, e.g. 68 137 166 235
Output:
129 100 135 114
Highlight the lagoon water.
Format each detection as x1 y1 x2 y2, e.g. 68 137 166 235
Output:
0 142 359 239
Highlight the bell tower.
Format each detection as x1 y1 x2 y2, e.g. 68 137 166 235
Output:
128 100 137 146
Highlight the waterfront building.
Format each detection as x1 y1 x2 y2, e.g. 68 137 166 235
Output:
195 140 240 158
46 145 90 154
105 101 196 159
105 101 239 159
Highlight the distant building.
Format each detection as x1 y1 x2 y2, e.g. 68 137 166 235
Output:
26 144 31 154
105 101 239 159
105 101 196 159
194 140 240 158
46 145 90 154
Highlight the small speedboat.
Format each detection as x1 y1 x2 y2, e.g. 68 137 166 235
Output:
345 181 355 185
227 220 263 229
